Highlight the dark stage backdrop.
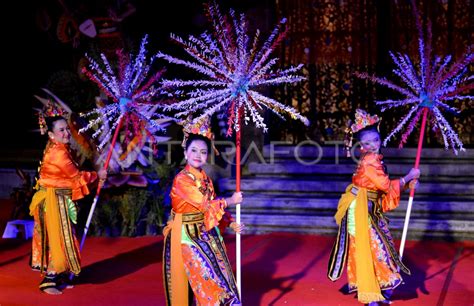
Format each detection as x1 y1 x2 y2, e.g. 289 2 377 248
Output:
2 0 472 153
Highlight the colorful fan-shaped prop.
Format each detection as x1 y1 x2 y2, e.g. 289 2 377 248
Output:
78 35 173 252
356 1 473 257
157 1 309 294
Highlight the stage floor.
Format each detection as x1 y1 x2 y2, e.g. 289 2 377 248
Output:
0 233 472 306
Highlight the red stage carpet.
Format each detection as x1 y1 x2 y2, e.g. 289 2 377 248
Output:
0 234 472 306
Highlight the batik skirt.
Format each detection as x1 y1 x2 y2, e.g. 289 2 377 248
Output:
163 212 240 306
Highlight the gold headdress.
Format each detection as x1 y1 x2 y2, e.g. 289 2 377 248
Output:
35 89 71 135
344 109 381 157
181 116 218 154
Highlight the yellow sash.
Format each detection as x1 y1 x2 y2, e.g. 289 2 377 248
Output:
334 184 385 303
163 212 189 306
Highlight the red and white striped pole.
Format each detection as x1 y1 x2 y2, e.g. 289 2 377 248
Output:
399 107 428 258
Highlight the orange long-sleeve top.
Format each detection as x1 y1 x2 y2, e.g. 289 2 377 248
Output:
170 165 226 231
37 141 97 201
352 152 401 212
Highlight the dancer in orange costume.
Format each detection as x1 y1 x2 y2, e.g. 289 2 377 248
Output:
328 109 420 305
163 118 243 305
30 108 106 295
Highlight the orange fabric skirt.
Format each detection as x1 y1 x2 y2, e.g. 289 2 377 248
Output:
30 188 81 276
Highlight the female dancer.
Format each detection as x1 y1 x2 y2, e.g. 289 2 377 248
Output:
328 109 420 305
163 118 242 305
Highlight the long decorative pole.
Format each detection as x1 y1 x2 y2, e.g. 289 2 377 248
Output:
399 107 428 258
79 35 172 251
235 108 242 294
80 115 124 250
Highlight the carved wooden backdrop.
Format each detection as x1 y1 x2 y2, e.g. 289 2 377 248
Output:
272 0 473 147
